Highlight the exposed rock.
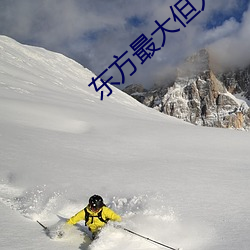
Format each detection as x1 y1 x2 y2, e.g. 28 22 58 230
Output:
123 84 147 95
217 66 250 99
123 49 250 130
123 84 147 103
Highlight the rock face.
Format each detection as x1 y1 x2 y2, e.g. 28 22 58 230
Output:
217 66 250 100
123 84 148 103
123 49 250 130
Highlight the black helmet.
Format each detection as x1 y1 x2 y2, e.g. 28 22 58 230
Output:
89 195 104 210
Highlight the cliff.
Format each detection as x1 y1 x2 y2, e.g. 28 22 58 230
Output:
123 49 250 130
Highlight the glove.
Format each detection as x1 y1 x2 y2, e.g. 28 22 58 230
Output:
56 230 64 238
113 223 123 229
55 223 71 238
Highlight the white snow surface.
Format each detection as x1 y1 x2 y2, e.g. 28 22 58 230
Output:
0 36 250 250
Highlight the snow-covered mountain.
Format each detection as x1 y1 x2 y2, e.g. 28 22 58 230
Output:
124 49 250 130
1 36 250 250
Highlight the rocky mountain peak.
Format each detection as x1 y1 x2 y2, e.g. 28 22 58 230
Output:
123 49 250 130
217 66 250 100
177 48 210 78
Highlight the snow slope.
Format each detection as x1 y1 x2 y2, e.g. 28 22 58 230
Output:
0 36 250 250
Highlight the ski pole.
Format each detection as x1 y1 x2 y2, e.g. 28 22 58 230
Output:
37 220 48 231
122 227 180 250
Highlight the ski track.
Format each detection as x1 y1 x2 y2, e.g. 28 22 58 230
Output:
0 181 212 250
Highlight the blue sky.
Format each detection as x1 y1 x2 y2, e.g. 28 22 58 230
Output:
0 0 249 88
206 0 249 28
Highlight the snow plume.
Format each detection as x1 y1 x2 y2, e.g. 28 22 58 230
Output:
0 174 66 221
0 181 214 250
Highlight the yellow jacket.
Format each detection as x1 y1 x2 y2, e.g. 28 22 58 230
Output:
67 206 121 233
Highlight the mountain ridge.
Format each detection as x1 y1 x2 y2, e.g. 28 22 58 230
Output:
123 49 250 130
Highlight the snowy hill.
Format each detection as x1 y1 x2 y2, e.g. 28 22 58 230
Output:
0 36 250 250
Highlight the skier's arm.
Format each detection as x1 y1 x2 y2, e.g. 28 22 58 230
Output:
104 207 122 222
67 209 85 225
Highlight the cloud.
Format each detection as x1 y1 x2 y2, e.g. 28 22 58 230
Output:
208 3 250 69
0 0 249 88
201 18 240 44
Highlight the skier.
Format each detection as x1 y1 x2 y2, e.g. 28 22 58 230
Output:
66 194 122 239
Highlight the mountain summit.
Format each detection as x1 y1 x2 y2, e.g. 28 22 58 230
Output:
124 49 250 130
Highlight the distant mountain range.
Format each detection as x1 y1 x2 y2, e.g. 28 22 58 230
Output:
123 49 250 130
